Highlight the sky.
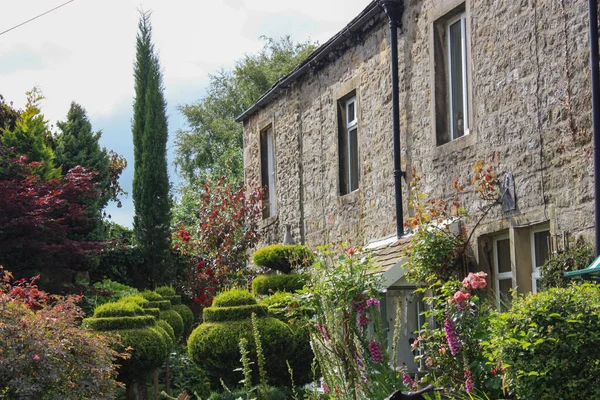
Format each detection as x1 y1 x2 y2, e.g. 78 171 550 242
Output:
0 0 371 227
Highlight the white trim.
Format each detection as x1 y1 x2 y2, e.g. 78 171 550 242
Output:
266 127 277 217
447 12 469 140
345 96 359 193
493 234 511 309
530 227 550 292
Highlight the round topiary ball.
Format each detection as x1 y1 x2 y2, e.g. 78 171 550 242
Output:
253 244 314 273
172 304 195 335
212 289 257 307
160 309 184 339
188 317 295 387
118 327 170 382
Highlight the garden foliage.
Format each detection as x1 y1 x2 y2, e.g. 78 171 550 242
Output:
539 242 595 289
0 267 123 399
252 244 314 273
252 273 308 295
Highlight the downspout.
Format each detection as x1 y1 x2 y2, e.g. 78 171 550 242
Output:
589 0 600 256
381 0 405 238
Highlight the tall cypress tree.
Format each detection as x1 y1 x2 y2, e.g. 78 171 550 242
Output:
132 11 172 289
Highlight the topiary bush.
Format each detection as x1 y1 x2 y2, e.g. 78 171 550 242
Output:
82 315 156 331
140 290 163 301
172 304 195 335
160 309 185 339
252 274 307 295
93 301 145 317
156 319 175 343
143 307 160 318
119 294 149 307
203 304 268 322
188 317 294 387
212 288 257 307
144 300 172 310
253 244 314 273
155 285 176 297
489 284 600 399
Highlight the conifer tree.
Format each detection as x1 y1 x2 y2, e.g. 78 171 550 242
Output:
131 11 172 289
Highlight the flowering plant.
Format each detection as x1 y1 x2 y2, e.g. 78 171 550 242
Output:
300 242 408 399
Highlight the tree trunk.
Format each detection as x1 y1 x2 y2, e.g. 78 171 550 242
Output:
153 369 159 400
166 357 171 395
126 382 136 400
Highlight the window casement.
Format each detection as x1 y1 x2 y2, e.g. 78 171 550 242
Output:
493 234 513 310
338 95 359 195
447 12 468 140
531 228 551 292
260 126 276 219
434 5 470 145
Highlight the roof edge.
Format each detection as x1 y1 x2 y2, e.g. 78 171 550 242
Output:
235 0 390 122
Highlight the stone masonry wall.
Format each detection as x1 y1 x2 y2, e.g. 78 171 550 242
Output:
243 0 595 257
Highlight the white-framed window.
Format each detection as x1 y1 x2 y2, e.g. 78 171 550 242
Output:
260 126 276 218
447 11 469 140
339 95 359 195
493 234 512 310
531 228 551 292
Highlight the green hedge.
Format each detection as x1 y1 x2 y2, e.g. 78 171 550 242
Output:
155 286 176 297
253 244 314 273
212 289 256 307
490 284 600 399
172 304 195 335
156 320 175 348
117 327 170 382
144 300 172 310
162 295 182 305
252 274 307 295
143 307 160 318
140 290 163 301
93 301 145 318
83 315 156 331
119 294 149 307
203 304 268 322
188 317 295 387
160 309 184 339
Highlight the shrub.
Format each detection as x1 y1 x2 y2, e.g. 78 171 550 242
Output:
188 317 295 387
162 295 182 305
252 273 307 295
203 304 268 322
207 385 290 400
0 269 122 399
160 309 185 339
144 307 160 318
162 347 211 399
155 285 176 297
253 244 314 273
117 327 170 382
539 243 594 289
120 294 149 307
489 284 600 399
140 290 163 301
212 288 256 307
82 315 156 331
93 301 145 317
156 319 175 343
172 304 195 335
145 300 172 310
93 279 139 301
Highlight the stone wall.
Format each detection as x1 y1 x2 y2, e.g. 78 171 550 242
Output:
243 0 595 259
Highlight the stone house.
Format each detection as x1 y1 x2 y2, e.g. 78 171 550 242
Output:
237 0 595 371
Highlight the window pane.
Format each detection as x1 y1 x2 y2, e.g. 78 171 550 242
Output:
534 231 550 268
347 101 355 125
349 128 359 191
449 19 465 139
496 238 511 273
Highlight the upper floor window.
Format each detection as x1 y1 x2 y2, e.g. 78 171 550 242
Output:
339 94 359 195
260 126 276 218
434 4 470 145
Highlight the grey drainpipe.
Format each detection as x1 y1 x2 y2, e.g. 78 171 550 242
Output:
381 0 405 238
589 0 600 256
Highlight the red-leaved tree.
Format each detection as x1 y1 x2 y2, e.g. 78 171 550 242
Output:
173 177 262 306
0 145 104 283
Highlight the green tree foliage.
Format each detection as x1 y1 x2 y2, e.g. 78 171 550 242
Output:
1 88 61 180
174 36 316 187
131 11 172 289
0 94 20 131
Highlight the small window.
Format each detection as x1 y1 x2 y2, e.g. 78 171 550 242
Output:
338 95 359 195
493 235 512 310
434 5 469 145
260 126 276 218
531 229 550 292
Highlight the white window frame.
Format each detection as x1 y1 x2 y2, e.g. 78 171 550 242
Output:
266 128 277 217
344 96 359 193
447 12 469 140
530 227 551 293
493 234 512 309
